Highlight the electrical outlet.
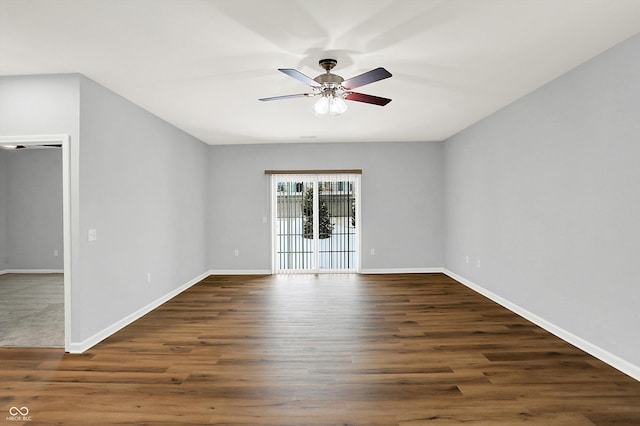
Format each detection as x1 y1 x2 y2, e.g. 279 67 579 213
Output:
465 255 469 264
476 259 481 268
54 250 59 257
234 249 240 257
147 273 151 283
88 229 97 241
370 248 376 256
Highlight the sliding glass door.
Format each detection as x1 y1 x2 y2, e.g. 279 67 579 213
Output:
272 174 360 273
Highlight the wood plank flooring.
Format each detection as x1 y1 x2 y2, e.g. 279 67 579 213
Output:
1 273 639 425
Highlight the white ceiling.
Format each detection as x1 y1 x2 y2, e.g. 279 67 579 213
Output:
1 0 640 145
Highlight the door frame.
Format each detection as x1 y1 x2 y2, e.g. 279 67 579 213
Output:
0 134 72 351
270 173 361 274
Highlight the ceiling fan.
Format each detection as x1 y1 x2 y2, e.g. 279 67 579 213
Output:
259 59 392 116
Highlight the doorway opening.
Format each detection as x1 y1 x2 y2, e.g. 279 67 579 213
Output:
271 173 360 273
0 135 71 351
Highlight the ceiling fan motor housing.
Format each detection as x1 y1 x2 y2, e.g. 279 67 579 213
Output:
314 58 344 86
314 73 344 85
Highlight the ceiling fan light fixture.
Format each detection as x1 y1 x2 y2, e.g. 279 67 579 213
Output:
329 96 347 116
314 89 347 117
313 96 330 116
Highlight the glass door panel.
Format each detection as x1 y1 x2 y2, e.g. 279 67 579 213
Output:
317 178 357 271
275 179 315 272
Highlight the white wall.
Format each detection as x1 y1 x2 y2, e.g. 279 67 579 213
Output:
75 76 209 346
208 142 444 272
444 33 640 375
0 150 7 270
5 148 63 270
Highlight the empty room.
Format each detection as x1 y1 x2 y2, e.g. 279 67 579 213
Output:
1 1 639 424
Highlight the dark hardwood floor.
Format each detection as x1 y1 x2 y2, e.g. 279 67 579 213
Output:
1 273 639 425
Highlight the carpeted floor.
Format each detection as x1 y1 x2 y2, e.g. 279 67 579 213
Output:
0 273 64 348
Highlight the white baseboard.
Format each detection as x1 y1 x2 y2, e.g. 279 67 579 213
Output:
67 270 210 354
360 267 444 274
443 269 640 382
0 269 64 275
207 269 272 275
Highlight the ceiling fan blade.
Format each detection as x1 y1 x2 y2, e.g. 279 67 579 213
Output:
345 92 392 106
342 67 392 90
278 69 323 88
259 93 315 102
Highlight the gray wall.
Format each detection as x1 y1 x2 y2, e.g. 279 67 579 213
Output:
208 142 444 271
0 74 80 281
444 33 640 368
75 76 209 343
0 74 81 348
0 150 7 269
0 74 209 348
5 149 63 270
